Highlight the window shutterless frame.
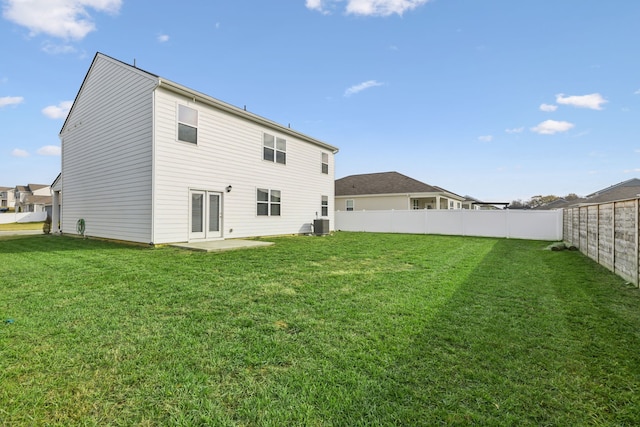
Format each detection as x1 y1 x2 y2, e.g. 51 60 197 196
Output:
321 152 329 174
177 104 198 144
263 133 286 164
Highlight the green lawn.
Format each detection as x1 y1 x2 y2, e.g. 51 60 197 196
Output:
2 232 640 425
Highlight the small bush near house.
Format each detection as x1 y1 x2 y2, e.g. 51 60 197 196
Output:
42 215 52 234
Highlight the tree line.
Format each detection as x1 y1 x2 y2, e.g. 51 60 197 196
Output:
508 193 580 209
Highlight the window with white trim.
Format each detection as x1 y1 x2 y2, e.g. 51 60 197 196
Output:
346 199 354 211
321 196 328 216
412 199 420 210
321 152 329 174
257 188 281 216
178 104 198 144
263 133 286 164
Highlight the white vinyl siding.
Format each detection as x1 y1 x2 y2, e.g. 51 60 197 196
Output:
152 88 335 243
60 54 157 243
61 53 337 245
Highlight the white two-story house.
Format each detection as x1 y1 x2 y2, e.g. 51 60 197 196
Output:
55 52 338 244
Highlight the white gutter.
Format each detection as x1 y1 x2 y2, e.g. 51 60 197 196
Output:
157 78 339 154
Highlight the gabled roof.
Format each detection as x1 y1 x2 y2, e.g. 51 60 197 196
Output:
28 184 49 191
582 178 640 204
62 52 338 154
335 171 462 198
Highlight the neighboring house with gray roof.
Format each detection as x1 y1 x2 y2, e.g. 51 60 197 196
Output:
581 178 640 204
536 178 640 209
14 184 51 213
335 171 465 211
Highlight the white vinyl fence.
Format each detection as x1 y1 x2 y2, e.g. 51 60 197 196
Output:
0 211 48 224
335 209 563 241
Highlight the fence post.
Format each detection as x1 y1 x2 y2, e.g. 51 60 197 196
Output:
636 198 639 287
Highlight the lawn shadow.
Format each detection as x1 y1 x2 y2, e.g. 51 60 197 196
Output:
0 234 144 254
371 238 640 425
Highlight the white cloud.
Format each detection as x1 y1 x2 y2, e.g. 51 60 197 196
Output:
0 96 24 107
539 103 557 112
478 135 493 142
158 34 169 43
555 93 607 110
37 145 61 156
307 0 430 16
531 120 575 135
42 100 73 119
505 127 524 134
12 148 29 157
2 0 122 40
624 168 640 173
344 80 383 97
347 0 430 16
634 89 640 95
305 0 329 14
41 41 76 54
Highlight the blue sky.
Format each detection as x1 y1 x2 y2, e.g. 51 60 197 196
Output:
1 0 639 202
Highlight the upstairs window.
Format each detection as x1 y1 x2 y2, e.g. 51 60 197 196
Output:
263 133 286 164
178 105 198 144
346 199 354 211
321 196 328 216
321 152 329 174
257 189 281 216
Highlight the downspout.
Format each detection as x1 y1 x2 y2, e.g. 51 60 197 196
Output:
150 81 160 245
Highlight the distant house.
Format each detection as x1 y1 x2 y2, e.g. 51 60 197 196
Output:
55 52 338 244
14 184 51 213
461 196 508 210
462 196 483 210
535 178 640 210
580 178 640 204
0 186 15 210
335 171 465 211
534 197 574 210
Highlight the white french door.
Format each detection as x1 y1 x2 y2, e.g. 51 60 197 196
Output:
190 190 222 240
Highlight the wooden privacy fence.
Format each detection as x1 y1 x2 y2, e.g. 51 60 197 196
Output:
564 198 640 287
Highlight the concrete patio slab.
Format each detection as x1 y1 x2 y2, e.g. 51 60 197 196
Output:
170 239 274 253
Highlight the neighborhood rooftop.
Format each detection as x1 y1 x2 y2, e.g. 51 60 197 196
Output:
335 171 461 197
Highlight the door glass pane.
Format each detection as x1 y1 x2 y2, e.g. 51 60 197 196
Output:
209 194 220 232
192 193 203 233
